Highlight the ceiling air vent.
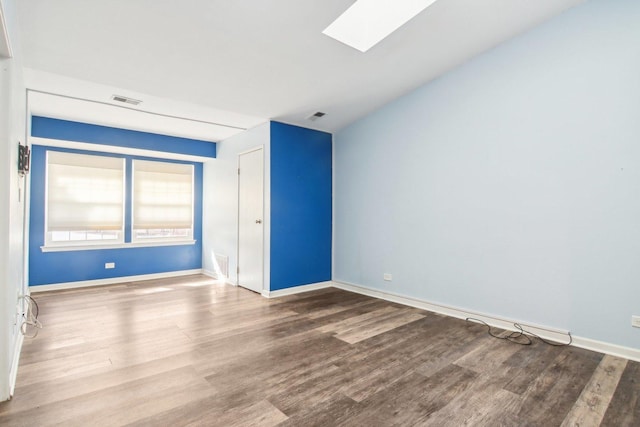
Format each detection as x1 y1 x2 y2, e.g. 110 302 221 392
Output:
111 95 142 106
307 111 326 122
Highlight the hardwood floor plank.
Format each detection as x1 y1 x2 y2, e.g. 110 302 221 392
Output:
316 305 400 334
1 352 203 415
16 347 114 387
185 400 288 427
276 394 363 427
561 354 627 427
352 365 478 425
412 319 490 378
600 360 640 427
266 363 355 416
515 347 603 425
454 332 523 374
334 310 426 344
501 340 563 395
2 366 212 427
337 318 456 402
423 383 522 426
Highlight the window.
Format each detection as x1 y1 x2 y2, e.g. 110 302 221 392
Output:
45 151 125 246
42 151 196 250
132 159 194 242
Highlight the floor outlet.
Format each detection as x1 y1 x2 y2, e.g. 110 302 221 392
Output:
383 273 392 281
632 315 640 328
105 262 115 269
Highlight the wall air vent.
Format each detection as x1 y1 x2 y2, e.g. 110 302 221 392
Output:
307 111 326 121
214 253 229 279
111 95 142 106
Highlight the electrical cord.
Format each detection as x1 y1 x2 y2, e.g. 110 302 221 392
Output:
20 295 42 338
466 317 572 347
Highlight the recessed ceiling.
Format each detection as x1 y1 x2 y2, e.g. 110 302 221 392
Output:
16 0 585 139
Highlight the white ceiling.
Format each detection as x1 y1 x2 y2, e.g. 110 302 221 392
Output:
16 0 585 140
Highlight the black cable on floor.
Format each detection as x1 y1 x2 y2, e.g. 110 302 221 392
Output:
466 317 572 347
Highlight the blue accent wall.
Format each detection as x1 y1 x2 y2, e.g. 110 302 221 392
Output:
32 116 216 158
270 122 332 290
29 118 205 286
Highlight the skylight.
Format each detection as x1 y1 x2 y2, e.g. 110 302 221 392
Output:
322 0 440 53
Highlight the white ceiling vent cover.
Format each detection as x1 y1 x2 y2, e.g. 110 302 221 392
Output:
111 95 142 106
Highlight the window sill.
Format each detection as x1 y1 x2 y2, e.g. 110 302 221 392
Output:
41 240 197 252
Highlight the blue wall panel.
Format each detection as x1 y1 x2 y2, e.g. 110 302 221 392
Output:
32 116 216 158
270 122 332 290
29 144 203 286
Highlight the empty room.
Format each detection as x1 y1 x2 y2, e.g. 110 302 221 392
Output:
1 0 639 425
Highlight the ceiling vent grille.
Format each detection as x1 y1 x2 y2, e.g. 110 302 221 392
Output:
307 111 326 121
111 95 142 106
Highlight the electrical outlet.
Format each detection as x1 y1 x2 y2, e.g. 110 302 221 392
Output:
105 262 115 269
632 315 640 328
383 273 392 281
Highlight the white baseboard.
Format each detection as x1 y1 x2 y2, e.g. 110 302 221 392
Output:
572 336 640 363
9 332 24 397
332 280 640 363
262 281 333 298
29 269 203 292
202 269 217 279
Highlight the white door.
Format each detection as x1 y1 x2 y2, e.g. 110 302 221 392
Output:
237 147 264 293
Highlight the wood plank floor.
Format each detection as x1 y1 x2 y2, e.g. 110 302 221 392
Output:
0 275 638 426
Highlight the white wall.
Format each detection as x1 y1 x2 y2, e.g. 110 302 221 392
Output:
202 122 270 289
334 0 640 350
0 0 27 400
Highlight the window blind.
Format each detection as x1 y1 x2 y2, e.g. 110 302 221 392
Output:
133 160 193 229
46 151 125 231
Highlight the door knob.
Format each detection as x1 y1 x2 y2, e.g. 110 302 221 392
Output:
255 219 262 224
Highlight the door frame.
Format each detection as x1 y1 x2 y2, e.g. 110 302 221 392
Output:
236 145 264 293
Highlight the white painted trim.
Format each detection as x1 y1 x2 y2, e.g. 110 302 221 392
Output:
572 336 640 363
262 281 333 298
30 269 202 292
201 269 217 279
30 136 215 163
41 239 196 252
332 280 640 362
9 333 24 397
